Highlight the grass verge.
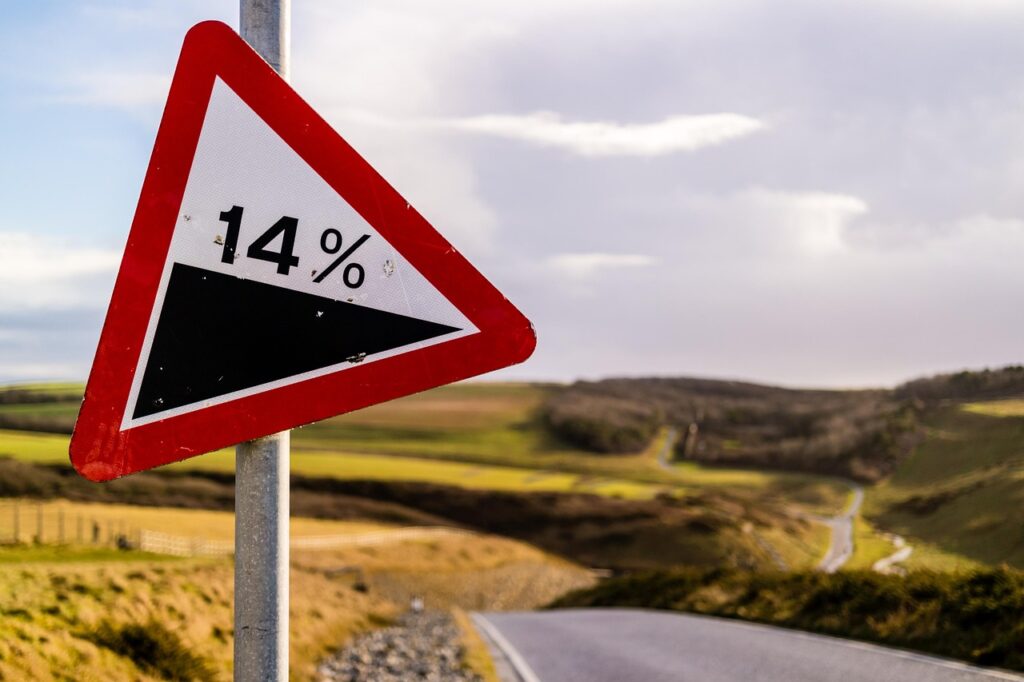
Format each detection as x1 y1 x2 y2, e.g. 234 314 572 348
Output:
452 609 499 682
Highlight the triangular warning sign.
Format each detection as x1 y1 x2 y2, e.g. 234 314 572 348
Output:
70 21 535 481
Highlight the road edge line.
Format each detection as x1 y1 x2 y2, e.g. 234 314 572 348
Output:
471 613 543 682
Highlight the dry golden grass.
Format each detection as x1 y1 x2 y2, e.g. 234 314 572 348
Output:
0 516 591 680
292 530 595 613
0 498 392 543
452 608 499 682
0 555 391 681
326 383 544 431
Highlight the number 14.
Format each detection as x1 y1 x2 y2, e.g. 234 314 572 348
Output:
219 204 300 276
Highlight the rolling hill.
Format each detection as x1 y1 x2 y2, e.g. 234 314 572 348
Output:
4 365 1023 572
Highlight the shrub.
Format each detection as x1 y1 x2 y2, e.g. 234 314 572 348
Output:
896 365 1024 402
544 389 662 453
83 619 216 682
551 567 1024 671
543 377 917 481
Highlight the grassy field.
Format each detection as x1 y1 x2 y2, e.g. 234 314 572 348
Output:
963 398 1024 417
0 381 853 512
174 448 668 500
0 498 395 545
0 500 592 681
0 425 849 570
0 381 861 571
863 398 1024 569
843 517 897 571
0 382 849 500
0 429 76 464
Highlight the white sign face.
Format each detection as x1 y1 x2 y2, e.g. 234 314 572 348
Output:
72 20 535 482
122 78 476 429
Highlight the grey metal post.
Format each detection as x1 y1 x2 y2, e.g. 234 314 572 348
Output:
235 5 291 680
241 0 291 79
234 432 290 680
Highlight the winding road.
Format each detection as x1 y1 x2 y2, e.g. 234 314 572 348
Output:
816 484 864 573
655 427 679 470
474 609 1023 682
658 429 910 573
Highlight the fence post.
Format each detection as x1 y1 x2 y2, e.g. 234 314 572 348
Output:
12 503 19 544
77 515 83 544
36 504 43 544
58 509 65 545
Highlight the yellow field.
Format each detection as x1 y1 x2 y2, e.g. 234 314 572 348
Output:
963 398 1024 418
172 448 667 499
0 429 71 464
0 498 391 543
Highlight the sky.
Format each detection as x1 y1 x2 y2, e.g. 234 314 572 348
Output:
1 0 1024 388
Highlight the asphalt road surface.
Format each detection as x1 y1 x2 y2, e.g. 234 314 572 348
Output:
474 609 1023 682
817 483 864 573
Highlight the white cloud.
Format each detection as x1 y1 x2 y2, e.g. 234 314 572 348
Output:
0 234 119 310
58 71 171 111
342 109 767 157
546 252 657 279
737 189 869 255
443 111 766 157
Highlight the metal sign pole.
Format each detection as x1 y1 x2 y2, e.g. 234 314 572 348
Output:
235 2 291 681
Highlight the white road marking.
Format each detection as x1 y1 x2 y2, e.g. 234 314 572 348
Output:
472 613 543 682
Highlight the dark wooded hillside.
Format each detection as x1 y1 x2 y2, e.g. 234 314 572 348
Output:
544 377 917 481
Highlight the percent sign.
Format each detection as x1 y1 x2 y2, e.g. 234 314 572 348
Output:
313 228 371 288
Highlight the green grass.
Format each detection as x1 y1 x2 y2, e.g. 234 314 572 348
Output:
173 447 668 499
0 545 175 563
0 382 84 395
962 398 1024 417
0 402 80 417
863 400 1024 569
0 381 848 508
845 517 899 570
0 382 846 571
0 429 75 464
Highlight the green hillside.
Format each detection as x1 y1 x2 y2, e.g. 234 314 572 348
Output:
0 381 852 571
864 398 1024 570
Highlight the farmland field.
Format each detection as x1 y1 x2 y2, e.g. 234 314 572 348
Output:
0 381 864 570
0 382 852 508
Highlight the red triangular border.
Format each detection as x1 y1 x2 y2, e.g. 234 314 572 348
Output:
70 21 535 481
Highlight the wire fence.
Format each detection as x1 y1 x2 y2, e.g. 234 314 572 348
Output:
0 501 466 558
0 501 134 547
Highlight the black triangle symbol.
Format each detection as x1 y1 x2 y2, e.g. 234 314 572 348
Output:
133 263 461 420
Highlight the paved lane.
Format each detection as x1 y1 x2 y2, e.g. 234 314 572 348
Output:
475 609 1022 682
817 483 864 573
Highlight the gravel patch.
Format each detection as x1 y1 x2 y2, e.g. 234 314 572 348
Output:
317 611 482 682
